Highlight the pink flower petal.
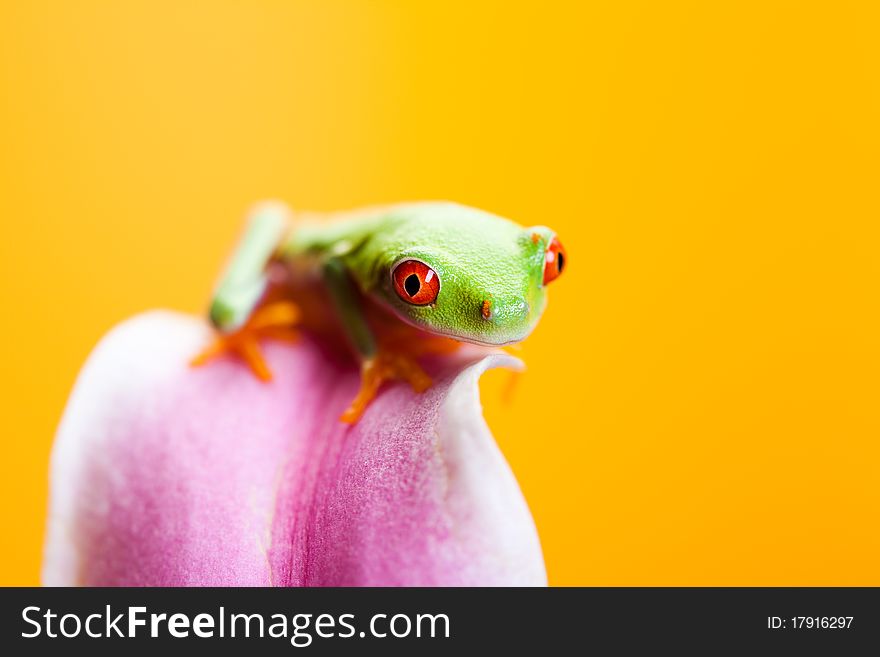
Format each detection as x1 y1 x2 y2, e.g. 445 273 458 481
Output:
43 311 546 586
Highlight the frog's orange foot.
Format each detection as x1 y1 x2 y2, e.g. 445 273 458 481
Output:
190 301 300 382
340 351 432 424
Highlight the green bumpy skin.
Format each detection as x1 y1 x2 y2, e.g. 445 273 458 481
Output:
284 202 558 347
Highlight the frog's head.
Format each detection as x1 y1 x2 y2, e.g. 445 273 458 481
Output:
373 204 566 346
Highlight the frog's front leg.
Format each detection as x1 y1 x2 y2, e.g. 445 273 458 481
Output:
322 257 434 423
191 202 300 381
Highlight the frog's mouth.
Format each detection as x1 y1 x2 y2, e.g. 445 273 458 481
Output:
433 327 532 348
395 317 536 348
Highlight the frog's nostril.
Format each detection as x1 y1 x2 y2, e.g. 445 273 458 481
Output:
481 300 492 320
481 298 529 321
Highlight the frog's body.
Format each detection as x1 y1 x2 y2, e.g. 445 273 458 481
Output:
193 201 565 422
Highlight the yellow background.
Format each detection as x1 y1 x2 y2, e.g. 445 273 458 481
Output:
1 1 878 586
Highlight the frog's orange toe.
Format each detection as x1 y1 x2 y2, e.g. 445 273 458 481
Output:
339 366 380 423
340 351 433 423
191 300 300 382
190 329 275 381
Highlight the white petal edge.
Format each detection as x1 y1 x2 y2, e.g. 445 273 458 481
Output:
436 352 547 586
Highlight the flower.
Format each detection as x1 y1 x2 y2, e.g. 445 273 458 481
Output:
43 311 546 586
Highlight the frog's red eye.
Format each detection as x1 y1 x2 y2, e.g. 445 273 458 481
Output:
392 259 441 305
543 236 566 285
